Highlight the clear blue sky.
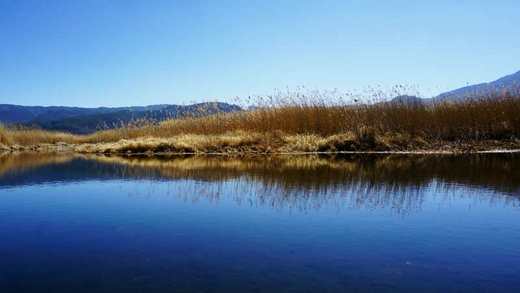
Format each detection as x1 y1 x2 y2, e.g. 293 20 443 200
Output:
1 0 518 107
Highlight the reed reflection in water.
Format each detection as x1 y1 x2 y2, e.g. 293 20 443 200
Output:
0 153 518 215
1 153 520 292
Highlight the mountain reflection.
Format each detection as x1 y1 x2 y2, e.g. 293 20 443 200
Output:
0 153 519 213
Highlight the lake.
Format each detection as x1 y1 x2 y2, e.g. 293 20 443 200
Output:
0 153 519 292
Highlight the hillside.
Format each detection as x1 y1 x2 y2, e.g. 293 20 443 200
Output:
1 102 241 134
435 70 520 102
0 104 172 124
387 70 520 105
387 95 428 105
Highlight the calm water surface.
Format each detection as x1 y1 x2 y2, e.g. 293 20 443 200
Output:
0 154 519 292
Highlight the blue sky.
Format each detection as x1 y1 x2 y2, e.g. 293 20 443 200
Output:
0 0 519 107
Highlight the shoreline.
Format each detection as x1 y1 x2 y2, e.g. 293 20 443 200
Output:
2 142 520 156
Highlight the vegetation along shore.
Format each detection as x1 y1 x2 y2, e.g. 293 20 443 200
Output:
1 95 519 155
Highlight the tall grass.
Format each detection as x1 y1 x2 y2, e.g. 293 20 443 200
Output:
1 94 519 150
100 95 520 141
0 124 12 146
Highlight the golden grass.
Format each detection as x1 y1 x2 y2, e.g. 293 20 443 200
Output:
73 132 273 154
150 96 520 140
1 95 519 153
0 124 12 146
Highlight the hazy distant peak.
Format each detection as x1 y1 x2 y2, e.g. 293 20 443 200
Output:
435 70 520 102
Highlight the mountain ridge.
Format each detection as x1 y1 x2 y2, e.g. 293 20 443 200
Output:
435 70 520 102
388 70 520 104
0 104 174 124
1 102 242 134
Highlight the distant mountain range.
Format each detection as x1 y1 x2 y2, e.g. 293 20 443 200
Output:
390 70 520 105
0 102 241 134
435 70 520 102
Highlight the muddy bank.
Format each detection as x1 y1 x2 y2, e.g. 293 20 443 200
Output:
1 136 520 155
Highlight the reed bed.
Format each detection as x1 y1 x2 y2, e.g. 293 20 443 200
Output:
159 96 520 140
1 95 519 153
0 124 11 146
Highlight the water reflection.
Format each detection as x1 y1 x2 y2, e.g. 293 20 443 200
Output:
0 153 519 214
2 153 520 292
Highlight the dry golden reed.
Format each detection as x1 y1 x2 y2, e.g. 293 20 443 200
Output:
1 94 519 153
